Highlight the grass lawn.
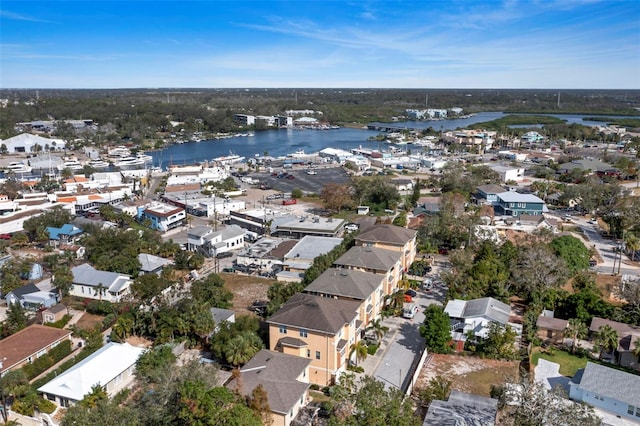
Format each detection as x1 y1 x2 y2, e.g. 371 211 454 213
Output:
531 347 588 377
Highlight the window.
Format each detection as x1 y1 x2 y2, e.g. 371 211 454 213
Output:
299 329 308 338
594 395 604 401
315 351 321 360
628 405 635 415
306 349 311 358
279 325 287 334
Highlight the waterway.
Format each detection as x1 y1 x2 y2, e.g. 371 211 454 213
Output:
149 112 633 168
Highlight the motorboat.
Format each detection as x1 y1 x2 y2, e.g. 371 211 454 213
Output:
135 152 153 163
115 156 146 168
5 162 32 174
88 159 110 169
287 149 306 158
213 152 245 165
57 158 84 171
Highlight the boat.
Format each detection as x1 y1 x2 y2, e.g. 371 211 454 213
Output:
5 162 32 174
115 156 146 168
57 158 84 171
88 159 110 169
107 146 131 158
287 149 306 158
135 153 153 163
212 152 245 165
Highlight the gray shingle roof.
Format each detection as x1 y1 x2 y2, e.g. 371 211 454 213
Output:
423 391 498 426
71 263 131 293
304 268 383 300
496 191 544 204
268 293 360 335
573 362 640 407
461 297 510 324
137 253 172 273
232 349 311 414
334 246 401 271
355 224 416 245
7 283 40 299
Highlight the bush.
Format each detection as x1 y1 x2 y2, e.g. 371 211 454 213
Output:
46 314 72 329
367 344 379 355
309 384 320 391
86 300 115 315
21 340 72 379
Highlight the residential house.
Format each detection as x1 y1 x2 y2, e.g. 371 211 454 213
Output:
304 267 386 325
569 362 640 421
557 159 613 176
70 263 132 302
278 236 343 283
38 342 145 407
444 297 520 351
0 325 72 375
45 223 83 247
5 283 58 310
138 253 173 276
494 191 547 217
137 202 185 232
489 165 525 183
589 317 640 369
536 310 568 345
41 303 68 324
333 245 403 295
227 349 311 426
472 184 506 206
210 307 235 333
355 224 417 270
267 293 361 385
187 224 246 257
391 178 414 191
423 391 498 426
413 196 442 216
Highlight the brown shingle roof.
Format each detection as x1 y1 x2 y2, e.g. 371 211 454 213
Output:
536 315 568 331
355 224 416 246
0 325 72 373
268 293 360 335
267 240 298 260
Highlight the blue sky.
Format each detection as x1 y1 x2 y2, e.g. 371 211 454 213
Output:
1 1 639 89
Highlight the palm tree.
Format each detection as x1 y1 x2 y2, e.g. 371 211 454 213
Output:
595 325 619 360
625 233 640 262
94 282 107 301
80 384 108 408
566 319 588 354
349 340 368 368
633 339 640 362
365 319 389 342
225 332 263 367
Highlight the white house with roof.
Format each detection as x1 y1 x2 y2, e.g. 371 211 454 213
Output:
278 236 343 282
137 201 185 232
70 263 132 302
489 165 525 183
186 224 246 257
569 362 640 421
445 297 520 350
137 253 173 276
38 342 145 407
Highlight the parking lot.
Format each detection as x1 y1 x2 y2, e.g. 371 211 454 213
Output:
247 166 351 195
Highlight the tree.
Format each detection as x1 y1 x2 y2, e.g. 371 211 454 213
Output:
550 235 591 274
476 322 518 360
499 374 601 426
566 319 588 354
135 344 177 384
80 384 108 409
365 319 389 342
248 384 273 426
53 265 74 298
625 232 640 262
224 331 264 367
330 375 419 425
321 183 354 213
291 188 303 199
512 243 569 299
595 324 618 360
419 305 452 353
4 302 28 335
417 376 451 408
349 340 368 367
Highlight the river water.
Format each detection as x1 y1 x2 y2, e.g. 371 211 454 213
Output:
149 112 631 168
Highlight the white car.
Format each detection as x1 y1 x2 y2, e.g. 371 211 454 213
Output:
306 170 317 175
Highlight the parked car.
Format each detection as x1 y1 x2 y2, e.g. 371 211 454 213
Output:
0 234 11 240
249 300 269 315
405 289 417 298
306 170 317 175
216 251 233 259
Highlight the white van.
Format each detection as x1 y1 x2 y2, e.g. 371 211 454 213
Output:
402 303 418 319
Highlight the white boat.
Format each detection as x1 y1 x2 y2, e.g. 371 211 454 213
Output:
107 146 131 158
5 162 32 174
57 159 84 171
115 156 146 168
135 153 153 163
88 159 110 169
287 149 306 158
213 152 245 165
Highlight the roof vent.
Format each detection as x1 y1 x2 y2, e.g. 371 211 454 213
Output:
340 271 348 276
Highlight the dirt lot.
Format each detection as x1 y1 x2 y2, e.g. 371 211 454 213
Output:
73 312 105 331
221 272 276 316
416 354 520 397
